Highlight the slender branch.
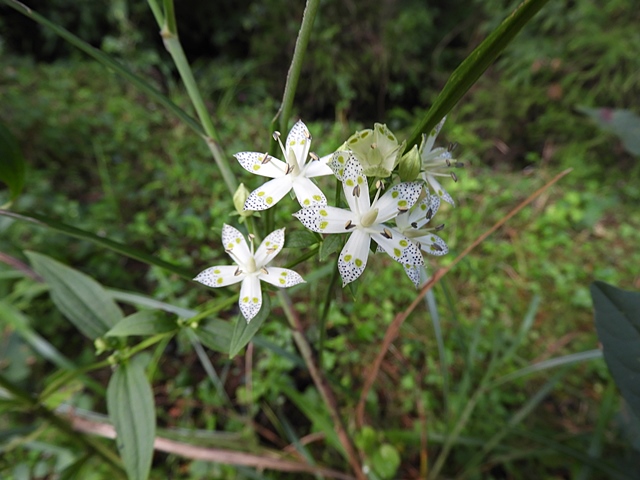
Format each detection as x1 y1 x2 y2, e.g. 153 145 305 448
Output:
271 0 321 138
355 168 574 428
277 291 365 479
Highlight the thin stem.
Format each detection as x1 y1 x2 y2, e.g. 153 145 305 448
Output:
277 291 365 480
271 0 321 135
146 0 163 25
158 0 238 195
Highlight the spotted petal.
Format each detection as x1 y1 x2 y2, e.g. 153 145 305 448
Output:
194 265 244 288
398 194 441 230
254 228 285 267
403 263 423 289
328 151 350 181
421 116 446 154
338 229 371 286
423 174 455 206
285 120 312 169
292 176 327 208
293 205 355 233
304 153 334 178
221 224 251 264
259 266 305 288
414 233 449 256
244 176 293 211
235 151 287 178
342 155 370 214
239 275 262 322
371 227 424 266
375 181 422 223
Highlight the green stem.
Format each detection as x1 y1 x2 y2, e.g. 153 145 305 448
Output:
271 0 321 135
146 0 163 25
158 0 238 195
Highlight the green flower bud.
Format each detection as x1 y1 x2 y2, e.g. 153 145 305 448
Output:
398 145 421 181
346 123 405 178
233 183 253 218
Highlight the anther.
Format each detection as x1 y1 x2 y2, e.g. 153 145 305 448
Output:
448 142 458 152
397 206 409 213
435 223 445 231
381 228 393 239
370 143 378 149
375 179 384 190
304 129 311 140
234 267 242 276
432 243 444 252
344 220 356 230
451 172 458 182
411 222 418 229
261 267 269 275
352 184 361 198
425 208 433 220
273 131 281 141
309 152 319 161
285 164 294 174
455 162 465 168
261 153 271 164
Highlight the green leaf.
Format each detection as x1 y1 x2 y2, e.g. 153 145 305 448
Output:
229 294 270 358
106 311 176 337
372 444 401 480
0 122 26 203
591 281 640 419
26 251 123 339
319 234 343 262
406 0 552 149
107 354 156 480
195 318 234 353
577 106 640 156
0 210 192 278
284 230 318 249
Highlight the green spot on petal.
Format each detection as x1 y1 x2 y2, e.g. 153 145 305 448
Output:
319 209 328 217
355 258 363 267
346 179 354 187
392 191 399 198
394 248 401 257
344 254 352 262
313 195 322 201
399 240 408 247
398 200 407 207
266 197 274 204
252 297 259 304
242 296 249 303
279 278 285 285
216 278 223 284
319 221 328 230
252 165 260 171
303 199 310 206
257 191 265 197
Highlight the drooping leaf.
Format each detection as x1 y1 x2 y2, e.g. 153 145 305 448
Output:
195 318 234 353
591 281 640 419
26 251 123 339
319 234 343 262
0 122 26 202
1 211 192 278
406 0 552 149
229 294 270 358
577 106 640 156
106 311 177 337
107 354 155 480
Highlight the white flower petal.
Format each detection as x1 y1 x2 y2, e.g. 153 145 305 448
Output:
328 151 350 181
371 227 424 266
244 176 293 211
423 174 455 206
291 176 327 208
421 117 446 154
194 265 245 288
222 224 252 264
239 275 262 322
259 266 305 288
235 151 287 179
342 154 370 213
408 194 441 229
285 120 312 169
293 205 356 233
375 181 423 223
338 229 371 286
403 263 423 289
413 233 449 256
254 228 285 267
304 153 334 178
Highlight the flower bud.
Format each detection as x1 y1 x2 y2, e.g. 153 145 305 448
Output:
234 183 253 217
398 145 421 181
346 123 405 178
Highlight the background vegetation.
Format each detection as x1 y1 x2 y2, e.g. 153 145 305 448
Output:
1 0 640 478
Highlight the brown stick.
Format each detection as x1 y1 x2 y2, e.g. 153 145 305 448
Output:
68 413 355 480
356 168 573 428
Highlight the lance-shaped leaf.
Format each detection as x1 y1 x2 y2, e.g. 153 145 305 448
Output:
107 354 156 480
591 281 640 419
106 311 176 337
26 251 123 339
0 122 26 203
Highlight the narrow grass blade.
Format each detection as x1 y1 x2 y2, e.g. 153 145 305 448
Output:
1 210 192 278
406 0 552 149
2 0 204 137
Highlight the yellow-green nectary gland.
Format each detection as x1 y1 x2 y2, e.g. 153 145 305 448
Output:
246 257 257 273
360 208 379 227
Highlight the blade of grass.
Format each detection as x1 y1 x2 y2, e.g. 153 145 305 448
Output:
2 0 203 137
405 0 553 149
185 329 232 406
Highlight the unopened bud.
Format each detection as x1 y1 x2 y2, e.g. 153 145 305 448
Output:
399 145 421 181
234 184 253 218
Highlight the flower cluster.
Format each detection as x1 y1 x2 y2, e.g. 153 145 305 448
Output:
195 119 460 320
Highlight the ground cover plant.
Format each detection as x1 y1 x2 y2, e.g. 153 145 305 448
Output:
1 0 640 478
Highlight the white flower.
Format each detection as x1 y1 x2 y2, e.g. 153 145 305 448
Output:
392 194 449 287
194 224 305 322
343 123 405 178
420 117 462 206
294 153 424 286
235 120 333 211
